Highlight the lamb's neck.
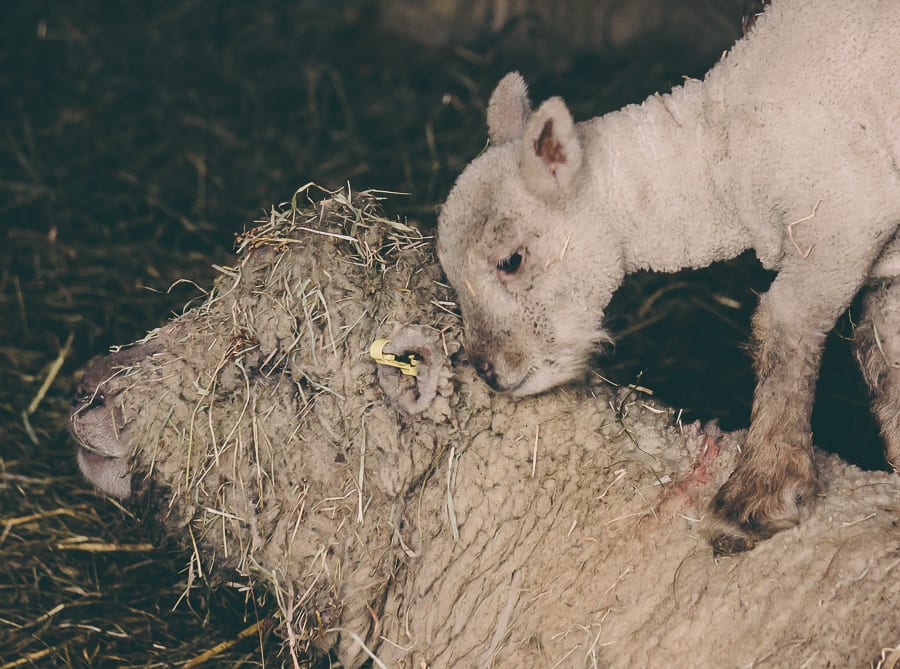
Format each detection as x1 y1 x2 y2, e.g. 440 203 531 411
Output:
583 80 751 274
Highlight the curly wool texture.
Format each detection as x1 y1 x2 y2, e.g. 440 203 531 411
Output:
75 190 899 668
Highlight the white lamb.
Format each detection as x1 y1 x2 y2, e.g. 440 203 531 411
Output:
437 0 900 553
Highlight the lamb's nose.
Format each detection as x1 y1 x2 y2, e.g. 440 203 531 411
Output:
471 355 501 391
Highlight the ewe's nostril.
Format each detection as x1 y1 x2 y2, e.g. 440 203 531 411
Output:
73 386 105 411
472 355 500 391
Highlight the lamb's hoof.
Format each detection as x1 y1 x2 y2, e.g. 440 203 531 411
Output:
705 519 757 556
701 464 817 556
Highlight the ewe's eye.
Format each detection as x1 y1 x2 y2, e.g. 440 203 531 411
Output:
497 251 523 275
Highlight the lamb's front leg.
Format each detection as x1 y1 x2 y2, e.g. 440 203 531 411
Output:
702 277 842 554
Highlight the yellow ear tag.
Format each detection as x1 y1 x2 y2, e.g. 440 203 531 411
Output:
369 339 419 377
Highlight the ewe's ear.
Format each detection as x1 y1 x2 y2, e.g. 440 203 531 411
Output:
520 97 583 202
487 71 531 145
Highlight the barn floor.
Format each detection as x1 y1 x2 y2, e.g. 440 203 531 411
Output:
0 1 886 666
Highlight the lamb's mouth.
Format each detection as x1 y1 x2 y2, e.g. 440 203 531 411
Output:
506 358 585 397
505 367 539 397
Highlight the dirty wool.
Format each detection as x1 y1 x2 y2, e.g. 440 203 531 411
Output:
72 189 900 668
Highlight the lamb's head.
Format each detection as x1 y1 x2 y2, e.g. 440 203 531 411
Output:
438 72 624 396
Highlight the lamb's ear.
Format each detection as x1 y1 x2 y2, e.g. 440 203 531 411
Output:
519 97 583 203
487 71 531 145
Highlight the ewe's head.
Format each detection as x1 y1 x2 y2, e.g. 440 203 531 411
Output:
438 72 624 396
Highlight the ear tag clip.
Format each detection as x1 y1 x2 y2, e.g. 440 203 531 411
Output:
369 339 419 377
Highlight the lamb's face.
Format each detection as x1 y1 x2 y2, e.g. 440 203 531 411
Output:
438 145 622 396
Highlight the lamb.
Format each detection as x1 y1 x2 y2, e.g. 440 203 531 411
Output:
71 190 900 667
436 0 900 554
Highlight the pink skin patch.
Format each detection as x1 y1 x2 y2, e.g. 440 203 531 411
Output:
677 433 722 495
639 428 726 536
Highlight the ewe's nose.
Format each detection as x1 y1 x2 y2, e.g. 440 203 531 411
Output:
73 381 105 412
471 354 501 391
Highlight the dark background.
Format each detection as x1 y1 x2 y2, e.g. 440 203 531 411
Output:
0 1 885 665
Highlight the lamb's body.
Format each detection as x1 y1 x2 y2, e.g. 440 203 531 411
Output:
437 0 900 552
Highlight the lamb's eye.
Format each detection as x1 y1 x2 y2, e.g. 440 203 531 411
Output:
497 251 523 274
